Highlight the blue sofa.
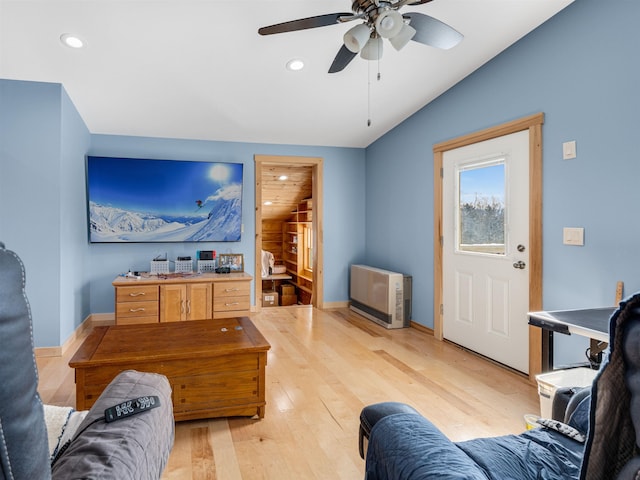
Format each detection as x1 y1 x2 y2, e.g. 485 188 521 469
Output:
359 293 640 480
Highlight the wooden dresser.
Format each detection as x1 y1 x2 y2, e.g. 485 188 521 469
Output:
113 272 252 325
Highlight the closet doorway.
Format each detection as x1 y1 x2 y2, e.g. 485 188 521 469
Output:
254 155 324 310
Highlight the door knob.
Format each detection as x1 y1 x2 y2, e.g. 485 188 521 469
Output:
513 261 526 269
517 244 526 252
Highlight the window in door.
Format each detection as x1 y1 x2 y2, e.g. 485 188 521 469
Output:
457 159 506 255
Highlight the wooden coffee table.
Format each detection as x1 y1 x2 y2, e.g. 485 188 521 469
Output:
69 317 270 421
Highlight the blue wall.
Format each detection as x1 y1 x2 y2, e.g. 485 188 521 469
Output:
2 0 638 354
1 82 365 348
0 79 91 346
365 0 640 365
59 88 92 345
87 135 366 316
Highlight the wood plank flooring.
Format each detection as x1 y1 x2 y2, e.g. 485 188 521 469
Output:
36 306 540 479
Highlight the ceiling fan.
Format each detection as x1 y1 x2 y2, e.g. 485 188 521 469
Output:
258 0 463 73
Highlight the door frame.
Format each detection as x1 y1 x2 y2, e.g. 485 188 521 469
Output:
433 113 544 381
254 155 324 310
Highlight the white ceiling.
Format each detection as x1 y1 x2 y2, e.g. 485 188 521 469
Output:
0 0 573 148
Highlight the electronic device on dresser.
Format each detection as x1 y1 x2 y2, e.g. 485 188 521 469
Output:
198 250 215 260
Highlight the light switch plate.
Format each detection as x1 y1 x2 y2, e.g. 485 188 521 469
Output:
563 141 577 160
563 227 584 246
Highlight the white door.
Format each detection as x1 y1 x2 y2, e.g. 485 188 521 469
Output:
442 130 530 373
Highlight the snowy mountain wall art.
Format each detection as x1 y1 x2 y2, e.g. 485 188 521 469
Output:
86 156 243 243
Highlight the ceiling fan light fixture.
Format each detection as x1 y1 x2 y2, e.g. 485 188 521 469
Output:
389 23 416 51
344 23 371 53
360 36 383 61
375 10 403 39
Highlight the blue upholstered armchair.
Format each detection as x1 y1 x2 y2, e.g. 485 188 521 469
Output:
0 242 175 479
359 294 640 480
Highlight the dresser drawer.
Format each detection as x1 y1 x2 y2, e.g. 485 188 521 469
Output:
116 315 158 325
214 295 250 313
116 285 159 303
116 300 159 319
214 281 250 298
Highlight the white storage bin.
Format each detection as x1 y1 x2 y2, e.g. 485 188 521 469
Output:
150 260 170 275
197 260 216 273
535 367 597 419
174 260 193 274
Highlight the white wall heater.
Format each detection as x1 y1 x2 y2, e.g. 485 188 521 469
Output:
349 264 412 329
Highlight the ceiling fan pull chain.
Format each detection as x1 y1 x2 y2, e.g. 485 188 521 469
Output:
367 58 372 127
367 56 382 126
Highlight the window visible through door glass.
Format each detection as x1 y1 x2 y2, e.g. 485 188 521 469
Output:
457 160 505 255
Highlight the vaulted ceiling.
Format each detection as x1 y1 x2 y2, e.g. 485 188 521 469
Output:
0 0 573 149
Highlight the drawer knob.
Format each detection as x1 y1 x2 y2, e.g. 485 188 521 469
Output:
129 308 146 312
224 288 239 292
128 292 146 297
225 302 240 306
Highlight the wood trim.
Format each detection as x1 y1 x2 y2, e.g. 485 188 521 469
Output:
34 345 62 358
433 113 545 153
35 313 115 358
410 321 434 336
528 121 544 379
433 113 544 383
312 159 325 308
323 301 349 309
255 159 264 310
254 155 324 310
433 151 444 341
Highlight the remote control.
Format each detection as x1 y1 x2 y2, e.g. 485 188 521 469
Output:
104 396 161 423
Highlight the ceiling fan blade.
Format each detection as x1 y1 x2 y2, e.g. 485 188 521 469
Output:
258 13 354 35
393 0 433 8
404 12 463 49
328 44 357 73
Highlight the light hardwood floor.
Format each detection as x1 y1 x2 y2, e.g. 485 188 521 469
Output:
37 306 540 479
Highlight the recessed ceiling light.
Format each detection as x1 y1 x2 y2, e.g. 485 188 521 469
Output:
60 33 84 49
264 201 273 206
286 59 304 71
279 175 288 181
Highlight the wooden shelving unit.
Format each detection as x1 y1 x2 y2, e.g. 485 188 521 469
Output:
261 220 284 266
282 199 313 304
